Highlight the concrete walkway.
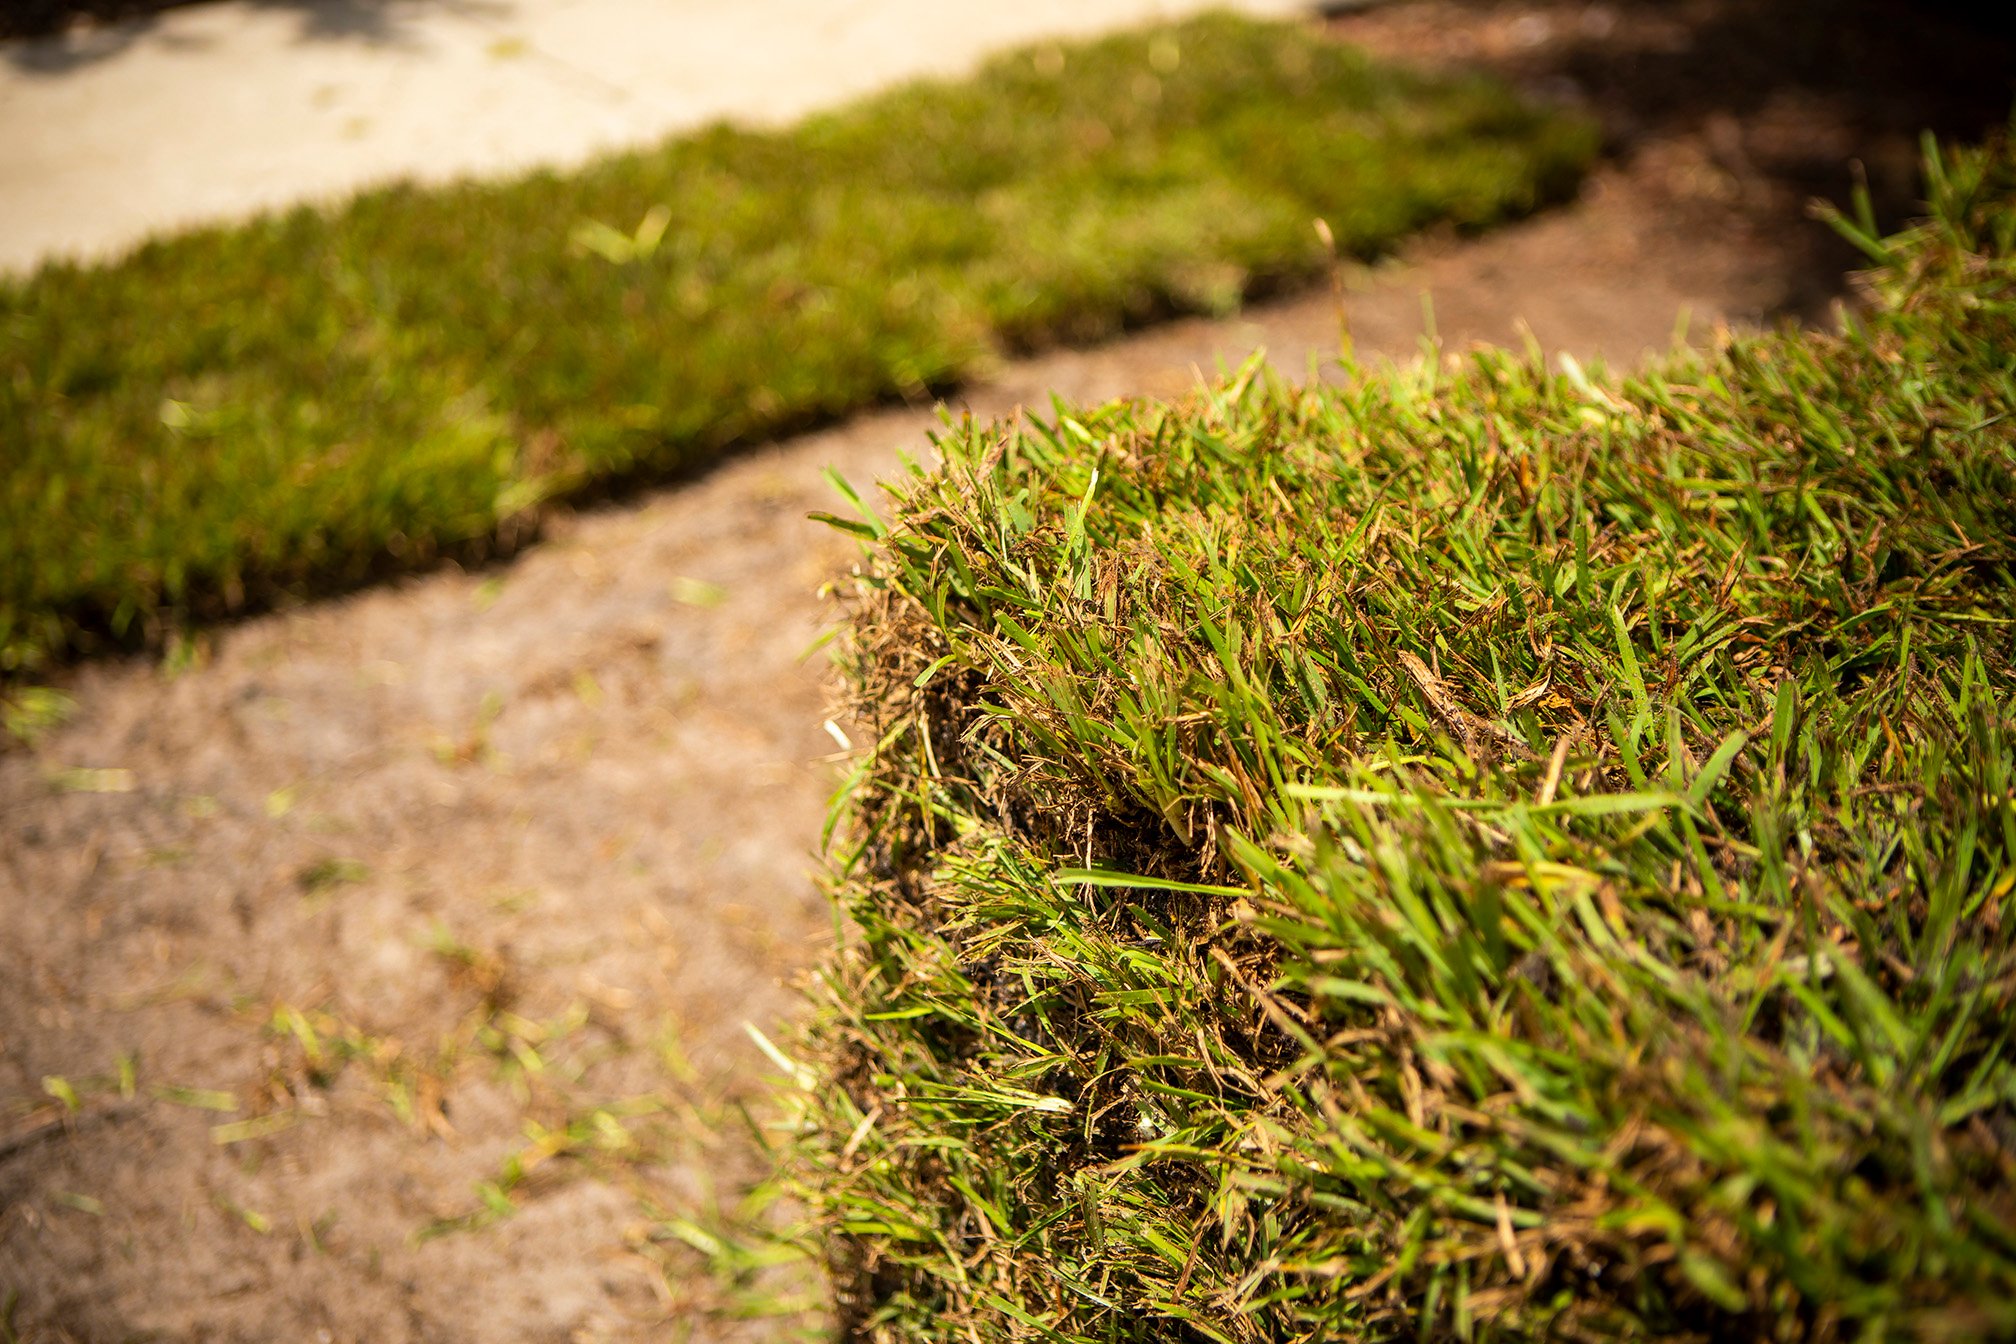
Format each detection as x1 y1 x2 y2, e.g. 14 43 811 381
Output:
0 0 1307 275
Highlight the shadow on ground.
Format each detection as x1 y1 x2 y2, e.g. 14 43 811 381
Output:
3 0 506 70
1331 0 2016 325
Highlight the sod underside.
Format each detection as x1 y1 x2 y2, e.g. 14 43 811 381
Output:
0 13 1595 674
799 137 2016 1341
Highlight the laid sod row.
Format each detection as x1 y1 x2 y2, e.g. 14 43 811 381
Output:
0 13 1595 675
797 136 2016 1342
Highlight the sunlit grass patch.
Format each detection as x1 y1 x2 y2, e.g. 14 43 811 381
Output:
795 135 2016 1340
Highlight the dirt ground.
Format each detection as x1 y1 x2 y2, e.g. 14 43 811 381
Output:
4 2 2014 1341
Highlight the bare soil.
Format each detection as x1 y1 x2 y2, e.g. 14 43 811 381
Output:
5 2 2014 1341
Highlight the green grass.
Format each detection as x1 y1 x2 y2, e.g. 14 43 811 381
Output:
794 133 2016 1341
0 13 1595 675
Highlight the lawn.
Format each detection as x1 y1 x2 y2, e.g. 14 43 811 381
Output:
797 134 2016 1340
0 12 1595 675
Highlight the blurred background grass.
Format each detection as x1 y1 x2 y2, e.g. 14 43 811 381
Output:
0 12 1596 675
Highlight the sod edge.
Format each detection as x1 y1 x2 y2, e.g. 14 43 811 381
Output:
795 135 2016 1341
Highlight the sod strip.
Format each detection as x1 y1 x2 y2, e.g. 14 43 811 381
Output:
0 14 1594 674
798 136 2016 1341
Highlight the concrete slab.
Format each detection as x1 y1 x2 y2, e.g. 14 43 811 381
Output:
0 0 1308 275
